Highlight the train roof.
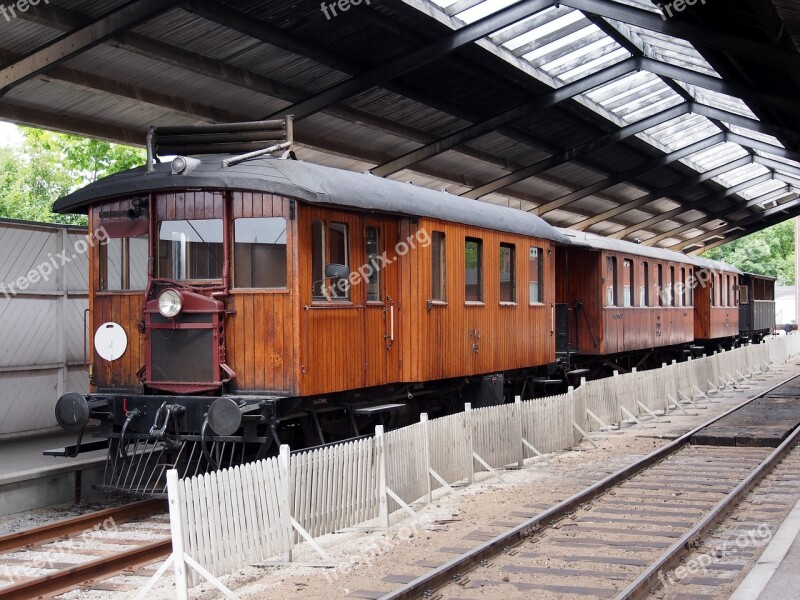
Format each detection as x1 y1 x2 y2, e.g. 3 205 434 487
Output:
740 271 778 281
54 155 569 245
557 229 742 274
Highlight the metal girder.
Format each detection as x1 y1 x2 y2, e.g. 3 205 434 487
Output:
0 0 182 94
640 57 800 116
371 57 638 177
249 0 554 121
676 195 800 251
0 48 243 124
0 103 143 145
581 155 755 235
461 103 690 199
534 132 726 216
753 155 800 180
744 185 791 208
691 103 800 144
726 132 800 164
693 205 800 253
559 0 800 74
641 172 776 246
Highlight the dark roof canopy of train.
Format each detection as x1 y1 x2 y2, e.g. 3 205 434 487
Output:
3 0 800 254
54 154 570 243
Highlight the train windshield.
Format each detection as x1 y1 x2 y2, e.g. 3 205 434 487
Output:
158 219 224 280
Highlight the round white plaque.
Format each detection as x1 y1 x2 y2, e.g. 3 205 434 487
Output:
94 322 128 361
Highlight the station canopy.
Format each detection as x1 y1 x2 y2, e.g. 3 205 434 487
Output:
2 0 800 253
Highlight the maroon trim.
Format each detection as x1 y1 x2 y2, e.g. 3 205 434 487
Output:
101 220 148 238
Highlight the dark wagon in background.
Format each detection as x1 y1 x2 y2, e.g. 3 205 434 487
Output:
738 272 776 343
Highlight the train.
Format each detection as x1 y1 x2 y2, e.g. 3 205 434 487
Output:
47 119 775 494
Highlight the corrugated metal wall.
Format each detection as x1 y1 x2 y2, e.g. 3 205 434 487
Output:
0 219 90 440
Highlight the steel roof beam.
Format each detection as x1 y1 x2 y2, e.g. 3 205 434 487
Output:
244 0 555 121
693 206 800 253
579 156 755 235
640 57 800 116
534 131 726 216
744 185 792 208
676 195 800 251
461 102 690 199
726 132 800 164
753 155 800 179
560 0 800 74
0 0 182 94
370 57 638 177
691 103 800 143
641 172 776 246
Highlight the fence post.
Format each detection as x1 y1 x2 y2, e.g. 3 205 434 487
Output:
514 396 524 467
464 403 474 485
279 445 292 563
375 425 389 528
166 469 189 600
421 413 431 505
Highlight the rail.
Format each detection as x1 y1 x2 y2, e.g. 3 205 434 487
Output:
0 499 168 599
380 370 800 600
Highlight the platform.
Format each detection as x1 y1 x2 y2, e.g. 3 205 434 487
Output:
691 378 800 447
0 431 107 516
730 497 800 600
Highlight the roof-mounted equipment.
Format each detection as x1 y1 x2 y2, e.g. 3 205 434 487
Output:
146 115 294 172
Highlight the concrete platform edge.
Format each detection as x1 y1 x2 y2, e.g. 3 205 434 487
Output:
729 496 800 600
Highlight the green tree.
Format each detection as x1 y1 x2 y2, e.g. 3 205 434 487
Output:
703 220 795 285
0 127 145 225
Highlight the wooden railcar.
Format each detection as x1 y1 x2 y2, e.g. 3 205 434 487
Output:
738 272 776 342
50 120 567 492
691 256 741 347
555 230 698 369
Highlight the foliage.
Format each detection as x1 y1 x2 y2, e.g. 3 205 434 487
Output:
0 127 145 225
703 220 795 285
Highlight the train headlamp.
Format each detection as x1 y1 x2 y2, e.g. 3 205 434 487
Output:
157 289 183 318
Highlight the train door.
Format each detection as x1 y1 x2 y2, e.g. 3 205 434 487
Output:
362 217 401 387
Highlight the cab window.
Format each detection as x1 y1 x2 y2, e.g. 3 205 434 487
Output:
233 217 287 289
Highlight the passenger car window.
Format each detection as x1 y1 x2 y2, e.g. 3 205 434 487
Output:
605 257 618 307
465 237 483 302
499 243 516 303
312 220 350 301
623 259 633 307
529 247 543 304
431 231 446 302
640 261 649 307
365 226 381 301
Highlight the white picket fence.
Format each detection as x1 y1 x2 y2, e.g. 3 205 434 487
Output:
153 336 800 595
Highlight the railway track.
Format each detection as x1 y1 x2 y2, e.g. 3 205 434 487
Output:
381 372 800 600
0 499 170 599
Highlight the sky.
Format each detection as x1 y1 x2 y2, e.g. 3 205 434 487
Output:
0 122 22 147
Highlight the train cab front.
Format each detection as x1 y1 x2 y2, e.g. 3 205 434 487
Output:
50 196 281 495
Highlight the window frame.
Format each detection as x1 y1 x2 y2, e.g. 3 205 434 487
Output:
231 216 289 291
499 242 516 304
605 256 618 307
431 231 447 303
640 261 649 307
365 225 382 303
311 219 352 302
157 218 224 282
98 234 150 292
622 258 633 308
528 246 544 305
464 237 484 304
